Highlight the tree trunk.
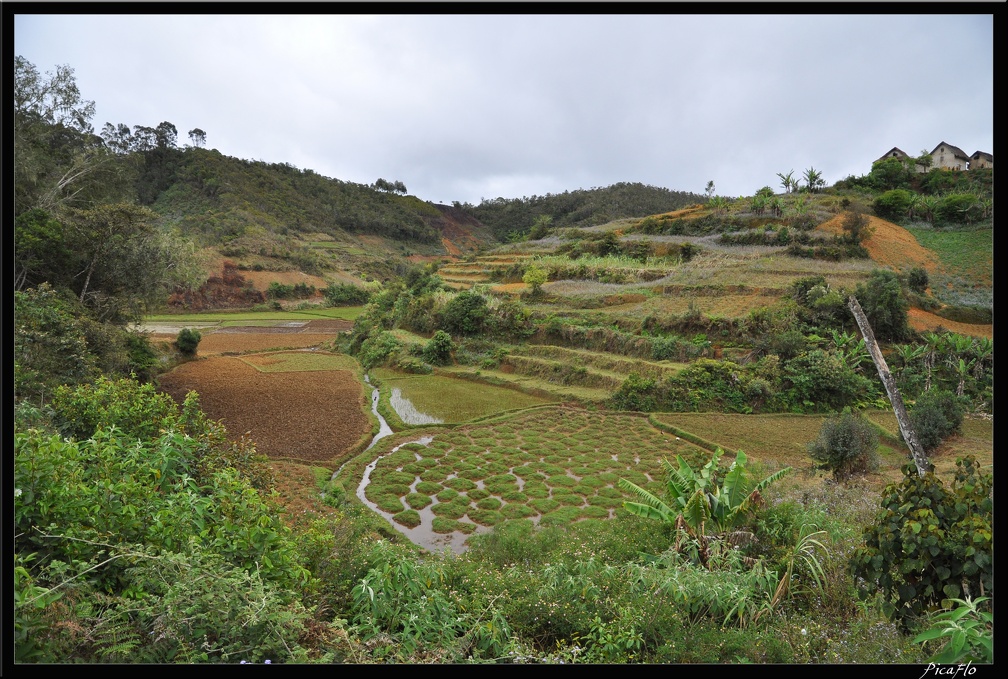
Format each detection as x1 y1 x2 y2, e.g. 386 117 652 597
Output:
847 295 930 477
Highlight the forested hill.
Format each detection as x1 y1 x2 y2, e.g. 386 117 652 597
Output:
145 147 445 245
139 146 701 250
463 182 704 242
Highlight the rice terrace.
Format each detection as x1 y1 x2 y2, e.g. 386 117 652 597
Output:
14 56 993 665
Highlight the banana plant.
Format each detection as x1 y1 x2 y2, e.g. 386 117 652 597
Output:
923 332 947 391
971 337 992 381
619 449 791 541
830 329 868 371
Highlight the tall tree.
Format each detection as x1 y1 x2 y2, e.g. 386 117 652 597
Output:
64 203 158 317
14 56 107 215
155 121 178 149
188 128 207 148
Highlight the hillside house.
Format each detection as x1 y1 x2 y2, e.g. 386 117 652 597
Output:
875 147 910 164
969 151 993 170
874 147 928 173
930 142 970 171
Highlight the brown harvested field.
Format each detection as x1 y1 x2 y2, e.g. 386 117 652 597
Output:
157 354 372 467
151 319 354 356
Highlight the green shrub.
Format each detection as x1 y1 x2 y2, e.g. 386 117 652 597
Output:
873 189 914 222
910 389 966 452
175 327 202 356
440 290 488 336
781 350 874 413
609 372 656 411
807 410 879 480
324 282 371 306
936 193 981 225
358 331 402 369
14 284 99 403
855 269 909 342
850 456 992 626
50 376 181 442
907 267 929 295
422 330 454 366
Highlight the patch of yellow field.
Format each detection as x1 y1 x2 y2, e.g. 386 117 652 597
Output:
816 215 941 273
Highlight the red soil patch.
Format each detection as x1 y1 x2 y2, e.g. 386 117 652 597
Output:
908 308 993 340
157 354 371 466
817 215 941 273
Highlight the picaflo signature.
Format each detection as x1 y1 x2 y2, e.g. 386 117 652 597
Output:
918 662 977 679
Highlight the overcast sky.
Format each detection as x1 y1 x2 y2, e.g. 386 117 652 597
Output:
13 11 994 206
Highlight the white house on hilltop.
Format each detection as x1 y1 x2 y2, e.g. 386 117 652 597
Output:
875 142 992 172
929 142 970 171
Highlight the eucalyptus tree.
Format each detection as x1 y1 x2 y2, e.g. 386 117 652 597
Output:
188 128 207 148
61 203 200 323
13 56 110 215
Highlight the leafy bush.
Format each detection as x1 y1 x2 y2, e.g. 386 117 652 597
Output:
855 269 909 342
609 372 657 411
440 290 488 336
324 282 371 306
840 210 872 243
807 410 879 480
912 596 993 664
358 331 402 370
780 350 874 413
873 189 914 222
49 376 182 442
909 389 965 452
522 265 548 296
422 330 454 366
850 456 992 626
14 283 99 403
765 329 807 360
907 267 929 295
936 193 981 225
175 327 202 355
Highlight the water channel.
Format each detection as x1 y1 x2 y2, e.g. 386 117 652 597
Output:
342 374 486 555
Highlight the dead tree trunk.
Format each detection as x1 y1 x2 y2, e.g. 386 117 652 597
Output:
847 295 930 477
